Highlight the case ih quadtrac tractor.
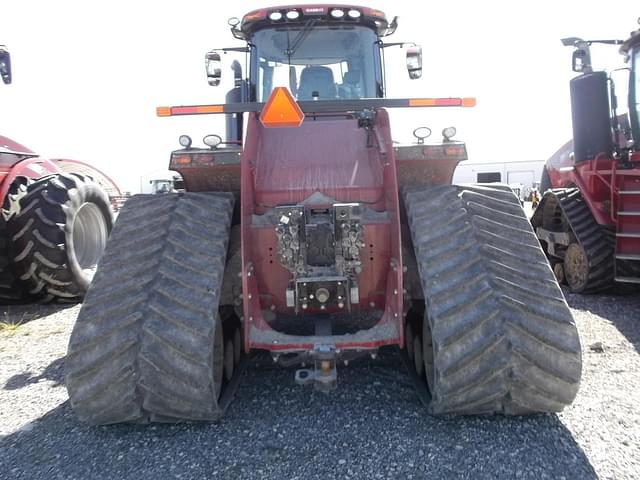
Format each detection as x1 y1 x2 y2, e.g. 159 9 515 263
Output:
66 5 581 424
0 46 117 302
532 23 640 293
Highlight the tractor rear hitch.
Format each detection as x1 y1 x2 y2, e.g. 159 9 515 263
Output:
294 343 337 393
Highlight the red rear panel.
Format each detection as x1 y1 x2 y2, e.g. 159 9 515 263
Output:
253 116 385 211
240 110 403 353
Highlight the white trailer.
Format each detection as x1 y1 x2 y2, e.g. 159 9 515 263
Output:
453 159 545 199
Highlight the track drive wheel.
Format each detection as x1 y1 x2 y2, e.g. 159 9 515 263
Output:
8 173 113 301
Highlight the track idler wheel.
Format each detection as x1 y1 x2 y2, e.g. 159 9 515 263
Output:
553 262 565 284
413 335 424 376
422 317 435 394
233 326 242 366
213 316 224 400
564 243 590 293
405 322 415 360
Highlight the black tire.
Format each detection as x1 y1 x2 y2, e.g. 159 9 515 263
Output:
8 173 113 301
0 216 26 302
404 184 582 415
65 192 234 424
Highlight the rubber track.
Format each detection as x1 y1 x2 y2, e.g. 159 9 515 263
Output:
65 192 234 424
535 188 614 292
404 184 582 415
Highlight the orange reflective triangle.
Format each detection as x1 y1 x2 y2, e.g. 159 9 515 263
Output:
260 87 305 128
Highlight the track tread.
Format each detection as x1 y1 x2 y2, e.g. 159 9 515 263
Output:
65 192 234 424
532 188 614 292
404 184 581 415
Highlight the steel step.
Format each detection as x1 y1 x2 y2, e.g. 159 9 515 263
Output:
616 232 640 238
618 210 640 216
619 190 640 195
615 254 640 261
615 276 640 284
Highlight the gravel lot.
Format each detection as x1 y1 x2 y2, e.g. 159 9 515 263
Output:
0 289 639 480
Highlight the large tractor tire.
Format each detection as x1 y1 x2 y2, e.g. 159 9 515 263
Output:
0 217 25 302
8 173 113 301
403 184 582 415
531 188 614 293
65 192 239 424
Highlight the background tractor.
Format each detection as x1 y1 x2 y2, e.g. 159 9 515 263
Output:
0 46 118 302
66 4 581 424
532 22 640 293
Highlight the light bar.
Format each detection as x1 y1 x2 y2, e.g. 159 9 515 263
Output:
156 97 477 117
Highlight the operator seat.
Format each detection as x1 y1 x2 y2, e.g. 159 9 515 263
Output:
339 70 362 99
297 66 337 100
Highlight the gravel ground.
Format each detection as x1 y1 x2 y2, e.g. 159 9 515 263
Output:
0 290 639 480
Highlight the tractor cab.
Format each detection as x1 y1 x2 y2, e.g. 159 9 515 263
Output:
621 26 640 159
562 23 640 166
207 6 420 101
203 5 422 143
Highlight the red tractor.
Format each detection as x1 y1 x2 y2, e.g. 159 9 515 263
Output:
532 24 640 293
0 46 118 302
66 5 581 424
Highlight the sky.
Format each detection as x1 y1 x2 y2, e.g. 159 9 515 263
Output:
1 0 637 193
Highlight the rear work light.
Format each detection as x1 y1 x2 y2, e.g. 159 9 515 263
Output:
330 9 345 19
286 10 300 20
442 127 457 141
269 11 283 21
203 134 222 148
179 135 192 148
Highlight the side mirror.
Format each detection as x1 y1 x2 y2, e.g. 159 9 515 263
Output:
406 46 422 80
205 51 222 86
572 48 592 73
0 46 12 85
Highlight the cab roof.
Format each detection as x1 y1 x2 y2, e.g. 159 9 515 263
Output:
239 4 391 37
